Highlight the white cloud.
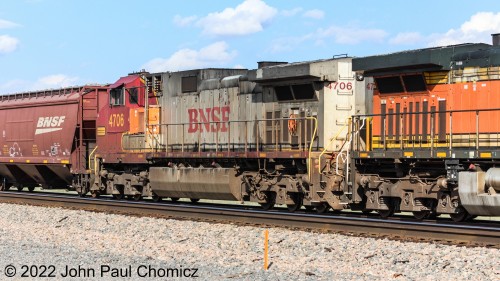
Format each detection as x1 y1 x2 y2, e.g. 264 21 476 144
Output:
0 19 19 29
33 74 79 89
232 64 246 69
173 15 198 27
142 41 237 72
317 25 388 44
389 32 424 45
281 7 302 17
428 12 500 46
196 0 277 36
303 9 324 20
0 35 20 53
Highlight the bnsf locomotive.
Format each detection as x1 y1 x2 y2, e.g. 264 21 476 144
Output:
1 38 500 222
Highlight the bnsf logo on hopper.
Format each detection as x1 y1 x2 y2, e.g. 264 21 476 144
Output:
35 116 66 135
188 106 229 133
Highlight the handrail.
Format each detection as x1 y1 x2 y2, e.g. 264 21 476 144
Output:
317 118 350 174
149 116 318 153
355 107 500 152
306 116 318 182
88 145 98 172
353 107 500 118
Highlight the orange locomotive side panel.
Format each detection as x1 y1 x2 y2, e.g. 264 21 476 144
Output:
372 79 500 142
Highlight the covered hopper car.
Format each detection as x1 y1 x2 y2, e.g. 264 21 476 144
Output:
0 86 108 192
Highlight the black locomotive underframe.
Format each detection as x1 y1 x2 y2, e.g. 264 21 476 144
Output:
352 155 500 215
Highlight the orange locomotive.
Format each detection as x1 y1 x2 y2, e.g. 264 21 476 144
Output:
351 36 500 221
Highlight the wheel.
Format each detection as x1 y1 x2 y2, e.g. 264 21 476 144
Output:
413 199 437 220
304 206 314 212
450 207 470 222
132 194 141 201
467 215 477 221
27 186 35 192
377 197 396 218
112 193 124 200
412 210 431 220
170 197 179 202
152 193 162 202
17 186 23 191
259 193 276 210
315 203 330 214
91 191 100 198
286 193 302 212
77 187 87 197
190 198 200 203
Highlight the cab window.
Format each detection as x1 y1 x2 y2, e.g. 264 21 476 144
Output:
110 88 124 106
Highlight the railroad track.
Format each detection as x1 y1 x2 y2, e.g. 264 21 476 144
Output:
0 191 498 248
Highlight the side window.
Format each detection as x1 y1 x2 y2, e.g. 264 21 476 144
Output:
110 88 124 106
181 76 197 93
128 88 138 104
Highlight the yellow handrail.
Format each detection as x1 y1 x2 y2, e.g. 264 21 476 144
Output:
88 145 98 172
317 118 350 174
366 117 372 151
307 116 318 182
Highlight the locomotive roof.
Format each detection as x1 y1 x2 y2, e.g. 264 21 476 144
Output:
352 43 497 76
249 56 352 84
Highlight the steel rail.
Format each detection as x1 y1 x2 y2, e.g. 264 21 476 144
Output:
0 192 498 248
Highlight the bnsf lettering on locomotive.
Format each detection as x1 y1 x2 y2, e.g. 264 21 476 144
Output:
188 106 230 133
36 116 66 128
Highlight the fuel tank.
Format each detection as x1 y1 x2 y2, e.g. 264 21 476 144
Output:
149 167 242 201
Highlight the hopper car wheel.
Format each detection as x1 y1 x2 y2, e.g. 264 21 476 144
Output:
450 207 470 222
315 203 330 214
259 193 276 211
27 186 35 192
91 191 100 198
152 193 162 202
17 186 23 191
170 197 179 202
190 198 200 203
286 193 303 212
132 194 141 201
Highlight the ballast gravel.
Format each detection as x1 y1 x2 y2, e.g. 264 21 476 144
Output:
0 203 498 281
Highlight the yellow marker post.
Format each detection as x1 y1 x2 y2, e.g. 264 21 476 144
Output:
264 229 269 270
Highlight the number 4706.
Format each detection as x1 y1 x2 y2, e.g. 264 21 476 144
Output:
108 113 124 127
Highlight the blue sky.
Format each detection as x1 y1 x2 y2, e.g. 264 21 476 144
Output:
1 0 500 94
